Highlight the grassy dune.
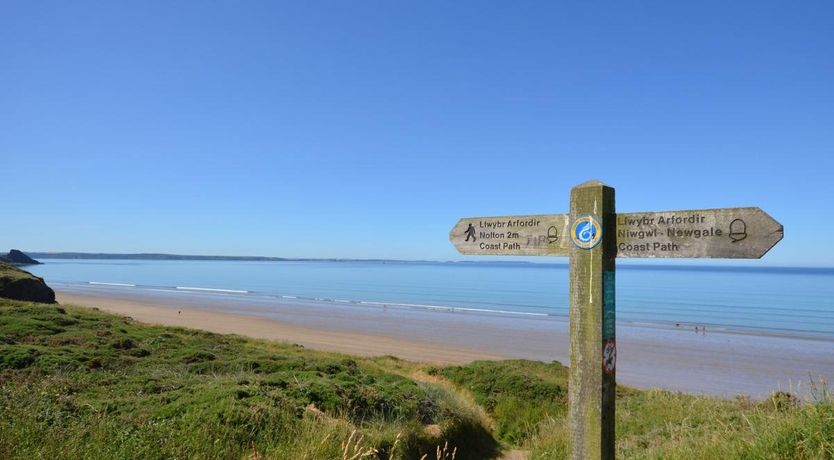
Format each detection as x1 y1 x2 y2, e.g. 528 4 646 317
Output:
436 361 832 458
0 298 832 459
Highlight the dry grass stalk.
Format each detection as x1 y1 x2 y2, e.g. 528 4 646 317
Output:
341 429 378 460
419 440 457 460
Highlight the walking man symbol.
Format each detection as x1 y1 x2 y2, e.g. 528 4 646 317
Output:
464 223 476 242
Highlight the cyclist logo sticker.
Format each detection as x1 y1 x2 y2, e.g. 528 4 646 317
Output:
571 215 602 250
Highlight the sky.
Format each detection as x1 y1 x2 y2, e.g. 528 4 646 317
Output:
1 1 832 266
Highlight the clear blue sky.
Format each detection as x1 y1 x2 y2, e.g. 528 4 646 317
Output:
2 2 832 266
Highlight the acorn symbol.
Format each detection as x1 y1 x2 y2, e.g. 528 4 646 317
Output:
729 219 748 243
547 226 559 244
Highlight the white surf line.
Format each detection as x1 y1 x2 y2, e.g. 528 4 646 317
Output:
175 286 249 294
358 300 548 317
85 282 549 319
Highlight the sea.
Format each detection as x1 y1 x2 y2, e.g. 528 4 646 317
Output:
27 259 834 340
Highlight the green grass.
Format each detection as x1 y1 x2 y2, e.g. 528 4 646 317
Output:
430 360 568 445
1 298 832 459
430 360 833 459
0 262 32 281
524 387 834 459
0 299 497 460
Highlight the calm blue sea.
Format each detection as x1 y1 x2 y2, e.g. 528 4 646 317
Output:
27 259 834 338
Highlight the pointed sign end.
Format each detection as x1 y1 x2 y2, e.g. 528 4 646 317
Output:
448 219 462 242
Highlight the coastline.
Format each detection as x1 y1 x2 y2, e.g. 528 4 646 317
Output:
56 287 834 398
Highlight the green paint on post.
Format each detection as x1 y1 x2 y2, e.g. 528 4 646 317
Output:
603 271 615 341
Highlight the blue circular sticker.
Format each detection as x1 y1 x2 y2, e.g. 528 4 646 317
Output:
571 215 602 249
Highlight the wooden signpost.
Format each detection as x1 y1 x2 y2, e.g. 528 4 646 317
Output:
449 180 783 460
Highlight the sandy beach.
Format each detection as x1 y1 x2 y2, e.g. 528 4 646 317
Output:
56 292 506 364
57 288 834 399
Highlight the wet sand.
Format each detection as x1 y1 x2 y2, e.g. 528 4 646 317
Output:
57 288 834 398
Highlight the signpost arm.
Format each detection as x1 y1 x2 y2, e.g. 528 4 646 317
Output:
568 180 616 460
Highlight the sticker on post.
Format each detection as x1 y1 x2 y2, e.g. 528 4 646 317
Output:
602 339 616 375
571 215 602 249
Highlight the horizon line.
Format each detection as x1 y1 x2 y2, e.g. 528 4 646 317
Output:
21 251 834 271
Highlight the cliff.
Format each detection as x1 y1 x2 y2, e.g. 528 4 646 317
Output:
0 262 55 303
0 249 41 265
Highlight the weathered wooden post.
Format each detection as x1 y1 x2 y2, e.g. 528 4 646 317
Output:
448 179 783 459
567 180 616 460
